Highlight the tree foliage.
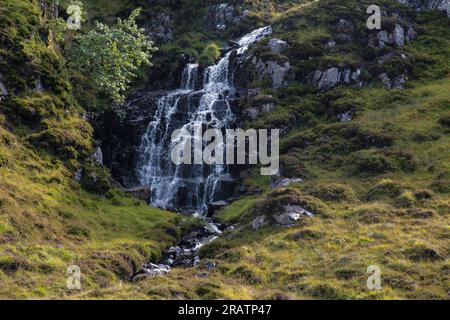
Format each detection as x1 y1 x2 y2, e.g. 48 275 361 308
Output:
71 8 156 103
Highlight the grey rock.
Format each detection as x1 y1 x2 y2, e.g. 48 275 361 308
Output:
0 79 7 101
197 271 210 278
254 58 291 88
274 213 299 226
283 204 314 217
267 38 288 54
245 107 259 120
262 103 275 113
379 73 408 89
148 13 173 43
406 26 417 40
393 25 405 47
397 0 450 17
204 3 240 32
309 67 362 91
141 263 171 277
201 260 216 270
272 177 303 189
92 146 103 165
252 216 268 230
340 111 353 122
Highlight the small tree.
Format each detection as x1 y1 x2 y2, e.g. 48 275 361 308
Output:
71 8 156 103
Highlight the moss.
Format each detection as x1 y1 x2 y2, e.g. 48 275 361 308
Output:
347 150 397 176
404 245 445 262
307 183 358 202
350 203 398 224
395 191 417 208
365 179 404 201
28 117 93 160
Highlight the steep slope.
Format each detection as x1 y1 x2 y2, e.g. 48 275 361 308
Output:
0 0 448 300
0 0 181 299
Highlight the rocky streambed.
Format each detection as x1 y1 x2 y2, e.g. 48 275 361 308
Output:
134 215 222 278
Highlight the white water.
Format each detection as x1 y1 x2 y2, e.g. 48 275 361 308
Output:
136 26 272 213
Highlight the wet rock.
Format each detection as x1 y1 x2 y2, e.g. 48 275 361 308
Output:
141 263 171 277
125 187 152 202
252 216 268 230
147 13 173 43
267 38 288 54
204 3 240 32
207 200 228 216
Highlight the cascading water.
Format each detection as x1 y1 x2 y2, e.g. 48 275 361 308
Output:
136 26 272 214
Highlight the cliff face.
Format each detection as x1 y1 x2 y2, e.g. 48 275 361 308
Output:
0 0 449 299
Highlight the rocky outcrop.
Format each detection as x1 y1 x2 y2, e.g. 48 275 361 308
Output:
204 3 241 32
308 67 362 91
147 13 173 43
100 91 167 187
252 57 292 88
397 0 450 17
369 24 416 48
267 38 288 54
0 78 7 101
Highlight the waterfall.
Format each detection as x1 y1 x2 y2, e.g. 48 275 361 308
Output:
136 26 272 213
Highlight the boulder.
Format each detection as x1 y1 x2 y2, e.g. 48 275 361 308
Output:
140 263 171 277
267 38 288 54
252 216 268 230
125 187 152 202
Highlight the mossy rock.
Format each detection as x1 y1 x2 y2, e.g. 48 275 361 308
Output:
308 183 358 202
365 179 405 201
404 245 445 262
350 203 399 224
395 191 417 208
231 265 264 285
80 161 112 195
346 150 397 176
247 188 329 222
285 229 324 241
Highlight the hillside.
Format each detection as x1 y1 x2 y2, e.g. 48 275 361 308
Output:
0 0 449 299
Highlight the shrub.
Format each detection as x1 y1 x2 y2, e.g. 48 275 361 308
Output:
198 43 220 66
